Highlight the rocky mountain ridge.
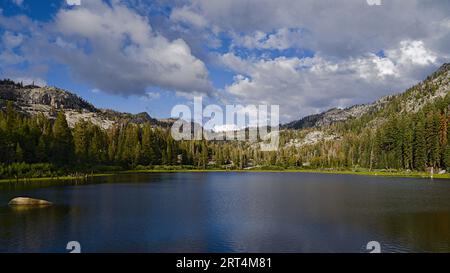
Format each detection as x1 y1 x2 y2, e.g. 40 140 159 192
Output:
285 63 450 130
1 63 448 132
0 81 167 129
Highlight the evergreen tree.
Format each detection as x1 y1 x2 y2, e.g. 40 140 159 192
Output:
73 120 89 163
141 124 155 165
36 136 48 162
413 120 427 171
200 141 208 169
15 143 23 162
425 111 441 167
52 111 74 165
402 121 414 170
444 144 450 171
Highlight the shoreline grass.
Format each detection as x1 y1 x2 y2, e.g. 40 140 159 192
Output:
1 168 448 183
121 168 450 179
0 173 114 184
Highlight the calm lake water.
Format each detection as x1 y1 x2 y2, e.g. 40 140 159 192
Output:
0 172 449 253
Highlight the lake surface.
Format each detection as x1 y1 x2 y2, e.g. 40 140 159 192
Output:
0 172 449 253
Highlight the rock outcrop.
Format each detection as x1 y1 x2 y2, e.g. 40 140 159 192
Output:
0 82 164 129
8 197 53 206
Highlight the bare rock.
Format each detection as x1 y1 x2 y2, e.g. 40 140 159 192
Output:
8 197 53 206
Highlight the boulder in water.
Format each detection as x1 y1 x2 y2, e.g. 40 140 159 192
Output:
8 197 53 206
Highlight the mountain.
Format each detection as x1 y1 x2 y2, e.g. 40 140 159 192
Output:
0 80 169 129
1 63 448 132
0 65 448 174
285 63 450 130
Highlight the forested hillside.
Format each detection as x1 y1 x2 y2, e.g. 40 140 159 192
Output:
283 63 450 171
0 64 449 179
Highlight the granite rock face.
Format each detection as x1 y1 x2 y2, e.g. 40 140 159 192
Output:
8 197 53 206
0 83 166 129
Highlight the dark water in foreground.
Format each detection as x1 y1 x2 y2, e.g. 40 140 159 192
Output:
0 172 449 253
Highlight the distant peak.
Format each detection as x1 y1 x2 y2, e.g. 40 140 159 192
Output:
437 63 450 73
285 63 450 130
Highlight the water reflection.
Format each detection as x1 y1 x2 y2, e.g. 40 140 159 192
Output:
0 172 449 252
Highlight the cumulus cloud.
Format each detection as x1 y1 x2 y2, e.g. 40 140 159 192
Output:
1 0 449 122
0 31 25 65
1 0 213 97
387 40 437 66
66 0 81 6
170 6 208 28
168 0 447 120
174 0 450 58
220 39 440 121
142 91 161 101
2 31 24 48
231 28 304 51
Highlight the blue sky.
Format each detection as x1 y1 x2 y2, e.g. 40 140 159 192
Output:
0 0 449 121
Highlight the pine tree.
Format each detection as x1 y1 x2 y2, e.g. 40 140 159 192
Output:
425 112 441 167
73 120 89 163
52 111 74 165
89 126 106 164
403 121 414 170
445 116 450 170
15 143 23 162
36 136 48 162
133 142 142 167
413 120 427 171
200 141 208 169
444 144 450 171
141 124 155 165
166 138 173 165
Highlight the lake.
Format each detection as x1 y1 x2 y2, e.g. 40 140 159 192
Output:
0 172 449 253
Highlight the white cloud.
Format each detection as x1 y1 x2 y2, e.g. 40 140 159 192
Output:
232 28 304 50
66 0 81 6
387 40 437 66
220 40 438 121
175 0 450 59
2 31 23 48
366 0 382 6
0 51 23 64
0 0 212 97
442 18 450 29
0 31 24 64
231 31 266 49
142 91 161 101
171 6 208 28
372 57 397 77
1 0 449 123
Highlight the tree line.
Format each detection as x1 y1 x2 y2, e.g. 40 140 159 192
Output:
0 92 449 179
293 93 450 171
